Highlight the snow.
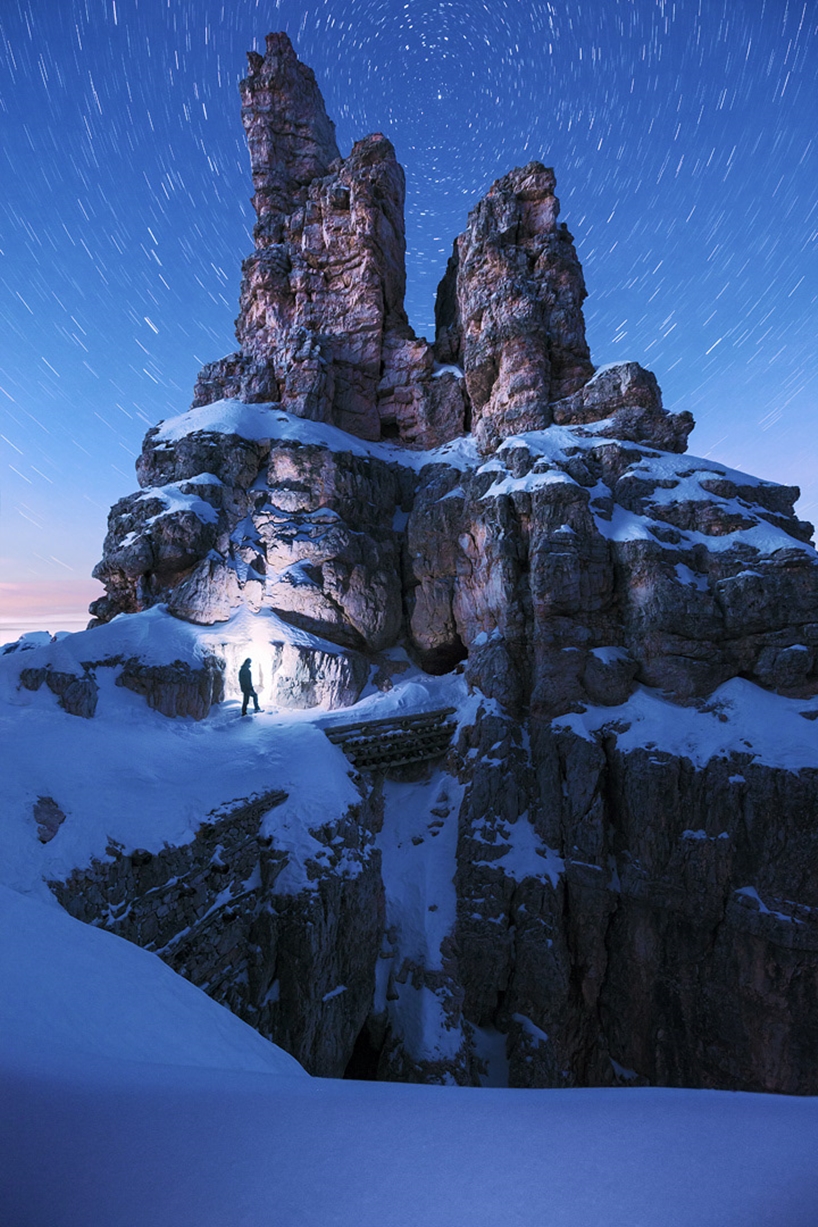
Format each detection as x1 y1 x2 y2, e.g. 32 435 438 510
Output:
3 602 208 669
480 466 577 499
5 854 816 1225
3 629 53 652
507 824 565 888
470 1024 511 1087
0 886 303 1078
378 773 461 975
611 1058 640 1082
153 399 480 472
4 1030 818 1226
479 424 816 558
0 644 361 901
675 561 710 590
585 361 630 380
137 479 221 526
589 645 630 664
471 810 564 887
555 677 818 771
376 770 465 1061
321 984 347 1003
512 1011 550 1046
148 403 816 563
735 885 801 923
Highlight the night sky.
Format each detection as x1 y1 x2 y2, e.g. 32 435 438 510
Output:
1 0 816 632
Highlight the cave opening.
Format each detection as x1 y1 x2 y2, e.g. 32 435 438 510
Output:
416 634 468 676
343 1022 382 1081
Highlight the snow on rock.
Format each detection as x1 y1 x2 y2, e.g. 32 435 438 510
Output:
87 391 818 721
555 678 818 771
375 770 467 1077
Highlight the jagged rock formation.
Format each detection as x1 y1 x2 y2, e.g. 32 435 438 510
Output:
409 430 816 712
49 32 818 1094
434 161 595 452
89 398 817 717
192 32 465 449
52 789 384 1078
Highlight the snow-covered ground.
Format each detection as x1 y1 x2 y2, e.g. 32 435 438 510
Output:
0 610 471 901
3 886 818 1227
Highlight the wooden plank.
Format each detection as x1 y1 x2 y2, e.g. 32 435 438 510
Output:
323 706 458 771
324 706 457 740
349 725 454 744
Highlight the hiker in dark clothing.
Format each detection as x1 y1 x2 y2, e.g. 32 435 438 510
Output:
239 657 261 715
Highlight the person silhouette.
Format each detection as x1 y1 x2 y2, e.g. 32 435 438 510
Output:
238 657 261 715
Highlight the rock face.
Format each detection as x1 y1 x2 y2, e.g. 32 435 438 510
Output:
66 34 818 1096
51 789 384 1078
49 690 818 1094
19 665 98 718
435 162 594 453
193 32 465 449
90 401 817 719
33 796 67 844
450 706 818 1094
407 431 818 714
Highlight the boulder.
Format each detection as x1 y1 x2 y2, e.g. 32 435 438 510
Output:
33 796 67 843
551 362 694 453
19 666 99 718
116 657 224 720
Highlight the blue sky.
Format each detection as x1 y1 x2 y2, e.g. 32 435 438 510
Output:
0 0 816 626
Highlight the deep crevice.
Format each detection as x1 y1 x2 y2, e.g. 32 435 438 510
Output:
343 1021 383 1080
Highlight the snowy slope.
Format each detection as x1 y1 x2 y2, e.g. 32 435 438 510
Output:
0 613 469 900
0 885 304 1077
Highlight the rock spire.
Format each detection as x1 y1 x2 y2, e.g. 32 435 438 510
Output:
91 31 813 727
435 162 594 452
190 32 687 458
193 32 465 447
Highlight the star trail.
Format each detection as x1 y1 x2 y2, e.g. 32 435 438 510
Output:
0 0 816 629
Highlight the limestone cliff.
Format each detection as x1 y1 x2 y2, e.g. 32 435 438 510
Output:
18 32 818 1093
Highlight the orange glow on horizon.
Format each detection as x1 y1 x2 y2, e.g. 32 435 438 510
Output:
0 580 104 642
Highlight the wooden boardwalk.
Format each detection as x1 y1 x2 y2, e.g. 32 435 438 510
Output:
324 707 458 770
